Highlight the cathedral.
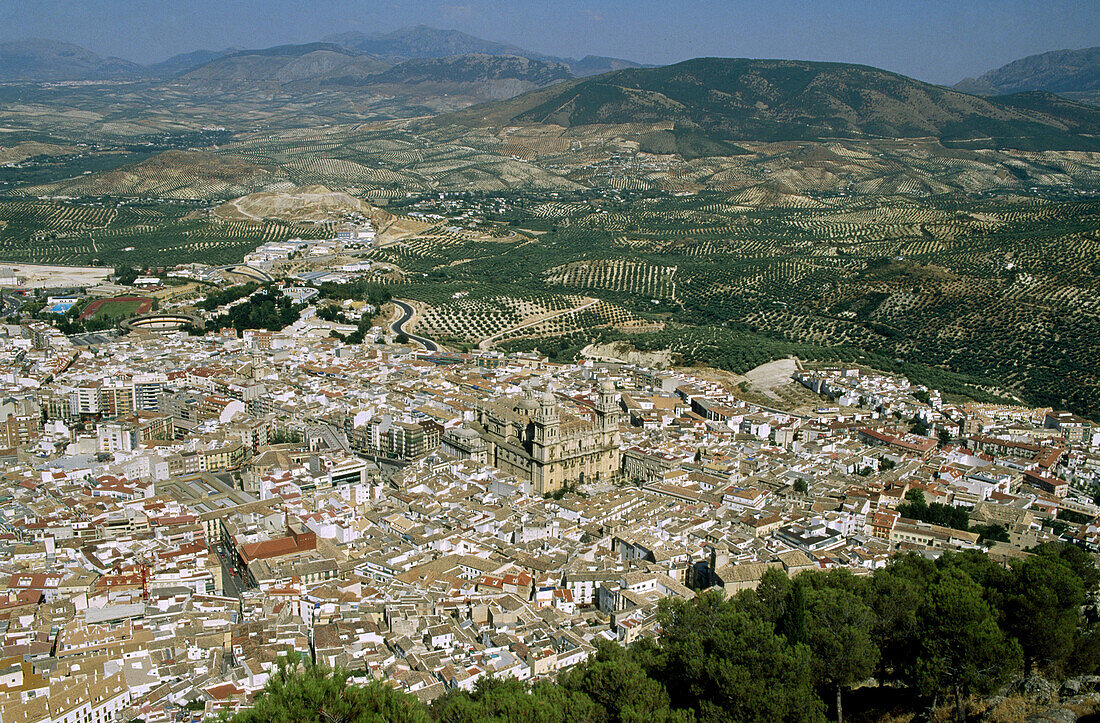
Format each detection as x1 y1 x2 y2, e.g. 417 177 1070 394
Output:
463 382 621 495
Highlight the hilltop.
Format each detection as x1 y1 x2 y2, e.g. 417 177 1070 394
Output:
179 43 385 85
956 46 1100 104
323 25 641 76
144 48 240 77
213 185 379 223
0 39 142 81
17 150 290 200
445 57 1100 151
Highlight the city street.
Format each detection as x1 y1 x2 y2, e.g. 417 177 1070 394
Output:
213 542 249 598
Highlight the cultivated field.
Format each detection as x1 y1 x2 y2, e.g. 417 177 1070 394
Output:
0 197 336 267
372 190 1100 418
80 296 152 321
0 80 1098 418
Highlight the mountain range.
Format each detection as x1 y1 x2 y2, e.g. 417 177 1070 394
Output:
0 26 642 84
444 57 1100 151
5 27 1100 113
2 28 1100 156
955 46 1100 104
176 43 575 94
0 39 142 80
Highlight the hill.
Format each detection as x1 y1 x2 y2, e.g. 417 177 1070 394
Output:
365 54 572 86
18 150 291 199
568 55 646 77
325 25 530 62
183 45 578 102
180 43 387 85
214 185 378 223
0 40 141 81
145 48 239 77
322 54 575 100
180 43 573 98
956 46 1100 104
444 57 1100 151
324 25 641 77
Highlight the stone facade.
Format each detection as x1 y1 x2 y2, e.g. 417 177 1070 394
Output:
471 383 621 495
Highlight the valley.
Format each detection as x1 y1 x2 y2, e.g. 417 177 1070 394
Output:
1 53 1099 427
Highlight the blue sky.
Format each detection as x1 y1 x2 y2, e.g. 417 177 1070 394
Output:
1 0 1097 84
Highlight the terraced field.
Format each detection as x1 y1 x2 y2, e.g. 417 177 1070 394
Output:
1 82 1099 419
376 190 1100 418
0 197 334 267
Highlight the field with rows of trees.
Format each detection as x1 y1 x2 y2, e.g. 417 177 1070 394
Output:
0 58 1098 419
378 189 1100 418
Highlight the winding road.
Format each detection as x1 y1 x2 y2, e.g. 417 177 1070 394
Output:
214 264 274 283
390 299 439 352
0 292 25 318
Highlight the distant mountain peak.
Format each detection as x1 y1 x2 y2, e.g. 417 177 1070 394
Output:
323 25 530 61
443 56 1100 151
320 24 642 75
954 46 1100 104
0 39 142 81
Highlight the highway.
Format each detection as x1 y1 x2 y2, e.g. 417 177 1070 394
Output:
211 264 274 283
0 292 25 318
390 299 439 352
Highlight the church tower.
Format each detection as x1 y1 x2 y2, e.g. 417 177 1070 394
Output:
533 391 560 455
595 380 619 433
594 380 621 482
531 391 561 494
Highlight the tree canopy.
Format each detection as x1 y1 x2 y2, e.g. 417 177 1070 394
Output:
225 543 1098 723
228 654 430 723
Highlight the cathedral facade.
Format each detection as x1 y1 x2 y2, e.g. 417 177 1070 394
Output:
469 383 621 495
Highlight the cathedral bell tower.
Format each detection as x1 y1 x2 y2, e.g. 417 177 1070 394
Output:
595 380 619 433
532 391 559 462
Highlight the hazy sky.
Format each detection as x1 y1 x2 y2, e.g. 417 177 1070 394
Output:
1 0 1097 84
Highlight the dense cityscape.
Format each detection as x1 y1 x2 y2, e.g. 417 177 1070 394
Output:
0 234 1096 720
1 2 1100 721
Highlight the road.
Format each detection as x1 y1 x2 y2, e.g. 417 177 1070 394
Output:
213 264 274 283
390 299 439 352
212 542 250 598
477 297 600 350
0 292 25 318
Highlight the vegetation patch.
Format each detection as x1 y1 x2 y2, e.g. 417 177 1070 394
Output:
78 296 152 321
224 544 1100 723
